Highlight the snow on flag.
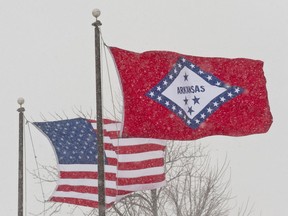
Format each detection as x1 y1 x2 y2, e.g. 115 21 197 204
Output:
33 118 166 208
110 47 272 140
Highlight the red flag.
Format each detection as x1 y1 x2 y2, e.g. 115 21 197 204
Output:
110 47 272 140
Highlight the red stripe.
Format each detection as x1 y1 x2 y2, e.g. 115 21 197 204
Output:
56 185 117 197
104 131 119 138
60 171 97 179
57 185 97 194
50 197 113 208
117 174 165 185
59 171 116 181
103 119 119 124
117 158 164 170
117 143 165 154
107 158 118 165
104 143 116 151
50 197 99 208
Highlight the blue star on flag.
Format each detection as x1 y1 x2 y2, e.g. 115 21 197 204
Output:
192 96 200 105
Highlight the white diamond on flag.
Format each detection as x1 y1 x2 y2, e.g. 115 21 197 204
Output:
146 57 244 129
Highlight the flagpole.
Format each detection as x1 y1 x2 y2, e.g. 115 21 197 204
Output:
92 9 106 216
151 189 158 216
17 97 25 216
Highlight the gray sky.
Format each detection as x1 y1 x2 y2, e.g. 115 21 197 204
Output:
1 0 287 215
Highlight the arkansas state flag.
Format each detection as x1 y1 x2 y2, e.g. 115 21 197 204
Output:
110 47 272 140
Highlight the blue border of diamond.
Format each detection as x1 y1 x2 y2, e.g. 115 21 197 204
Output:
146 57 244 129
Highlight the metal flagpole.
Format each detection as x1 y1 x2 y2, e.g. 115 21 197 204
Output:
92 9 106 216
17 97 25 216
151 189 158 216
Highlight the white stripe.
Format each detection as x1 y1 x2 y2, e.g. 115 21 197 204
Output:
104 135 167 147
58 164 116 173
115 194 127 202
104 122 122 132
58 164 97 172
114 181 166 202
57 178 97 187
105 149 117 158
57 178 116 189
112 138 166 147
117 166 164 178
118 150 164 162
91 122 122 132
104 136 113 143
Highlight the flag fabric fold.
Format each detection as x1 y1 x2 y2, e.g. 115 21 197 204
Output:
110 47 273 140
33 118 166 208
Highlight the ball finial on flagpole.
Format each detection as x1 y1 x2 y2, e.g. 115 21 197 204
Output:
92 9 101 19
17 97 25 107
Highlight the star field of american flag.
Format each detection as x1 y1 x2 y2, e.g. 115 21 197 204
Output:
146 57 244 129
33 118 100 164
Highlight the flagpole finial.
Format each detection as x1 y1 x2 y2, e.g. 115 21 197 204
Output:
92 9 101 19
92 9 102 27
17 97 25 107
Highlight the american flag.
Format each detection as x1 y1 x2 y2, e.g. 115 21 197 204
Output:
33 118 166 208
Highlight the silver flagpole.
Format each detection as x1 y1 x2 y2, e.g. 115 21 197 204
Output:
17 97 25 216
151 189 158 216
92 9 106 216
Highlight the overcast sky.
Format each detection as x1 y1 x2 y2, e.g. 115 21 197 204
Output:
1 0 287 215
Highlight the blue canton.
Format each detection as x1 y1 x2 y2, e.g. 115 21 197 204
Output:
146 57 244 129
34 118 100 164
